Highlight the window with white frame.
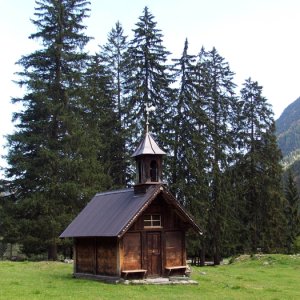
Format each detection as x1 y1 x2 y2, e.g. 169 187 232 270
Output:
144 214 162 228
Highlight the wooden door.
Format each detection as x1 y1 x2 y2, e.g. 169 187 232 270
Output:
146 232 162 276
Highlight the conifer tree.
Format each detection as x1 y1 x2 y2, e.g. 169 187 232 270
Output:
4 0 108 259
99 22 128 185
169 38 196 196
170 41 209 265
258 123 286 252
238 78 285 252
100 21 128 124
84 54 126 188
123 7 173 148
284 170 300 252
198 47 237 265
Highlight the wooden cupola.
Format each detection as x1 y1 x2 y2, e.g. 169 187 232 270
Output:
132 130 166 193
132 105 166 193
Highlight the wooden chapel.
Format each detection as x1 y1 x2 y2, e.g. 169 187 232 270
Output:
60 124 201 281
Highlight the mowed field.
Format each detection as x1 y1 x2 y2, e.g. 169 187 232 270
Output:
0 254 299 300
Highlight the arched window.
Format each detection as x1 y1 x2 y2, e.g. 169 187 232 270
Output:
150 160 158 182
138 161 142 183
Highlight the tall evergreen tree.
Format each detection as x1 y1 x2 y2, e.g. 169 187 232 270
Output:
100 21 128 124
99 22 128 186
123 7 173 148
3 0 108 259
284 170 300 252
258 123 286 252
170 40 209 265
169 38 196 197
238 78 285 253
198 47 237 265
84 54 126 188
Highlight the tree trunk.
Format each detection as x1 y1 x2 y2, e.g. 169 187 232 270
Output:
213 241 221 265
200 245 205 266
48 241 57 261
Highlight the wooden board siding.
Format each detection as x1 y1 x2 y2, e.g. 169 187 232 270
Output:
124 195 188 277
122 233 142 270
96 238 118 276
76 238 95 274
129 195 186 232
165 231 184 267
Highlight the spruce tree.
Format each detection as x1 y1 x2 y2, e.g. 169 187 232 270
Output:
84 54 126 188
100 21 128 124
4 0 108 259
284 170 300 252
198 47 237 265
258 123 286 252
170 40 209 265
169 38 196 197
123 7 173 148
99 22 128 185
238 78 285 253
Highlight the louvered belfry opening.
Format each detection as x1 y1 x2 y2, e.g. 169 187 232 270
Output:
132 132 166 194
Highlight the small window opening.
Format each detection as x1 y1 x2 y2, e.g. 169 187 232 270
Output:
138 161 142 183
150 160 158 182
144 214 162 228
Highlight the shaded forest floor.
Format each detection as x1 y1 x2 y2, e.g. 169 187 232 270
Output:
0 254 299 299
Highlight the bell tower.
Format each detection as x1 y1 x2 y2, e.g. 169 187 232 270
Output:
132 106 166 193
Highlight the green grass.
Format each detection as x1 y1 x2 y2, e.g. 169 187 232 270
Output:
0 254 299 299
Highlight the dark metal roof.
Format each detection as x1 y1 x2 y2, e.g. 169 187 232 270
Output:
60 185 161 238
132 132 166 157
60 184 201 238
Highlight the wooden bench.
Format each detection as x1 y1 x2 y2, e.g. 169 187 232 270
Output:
121 269 147 279
165 266 187 276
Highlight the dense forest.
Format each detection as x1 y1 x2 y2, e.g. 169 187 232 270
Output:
0 0 299 264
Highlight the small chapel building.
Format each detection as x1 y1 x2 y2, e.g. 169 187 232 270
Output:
60 130 201 280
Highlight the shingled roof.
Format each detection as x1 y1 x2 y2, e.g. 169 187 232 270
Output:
60 184 201 238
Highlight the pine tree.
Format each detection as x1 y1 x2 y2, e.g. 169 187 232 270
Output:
169 38 196 197
258 123 286 252
100 21 128 124
284 170 300 252
197 47 237 264
123 7 173 148
99 22 128 185
170 40 209 265
4 0 108 259
84 53 126 188
238 78 285 253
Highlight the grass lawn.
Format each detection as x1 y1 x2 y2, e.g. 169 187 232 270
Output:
0 254 299 300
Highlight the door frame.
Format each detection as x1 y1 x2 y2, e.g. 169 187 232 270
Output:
146 231 162 276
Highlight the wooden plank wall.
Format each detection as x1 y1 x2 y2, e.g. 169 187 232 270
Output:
97 238 117 276
75 237 118 276
76 238 95 274
122 233 141 270
165 231 183 267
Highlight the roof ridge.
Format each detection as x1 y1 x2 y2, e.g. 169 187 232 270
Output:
95 188 133 197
